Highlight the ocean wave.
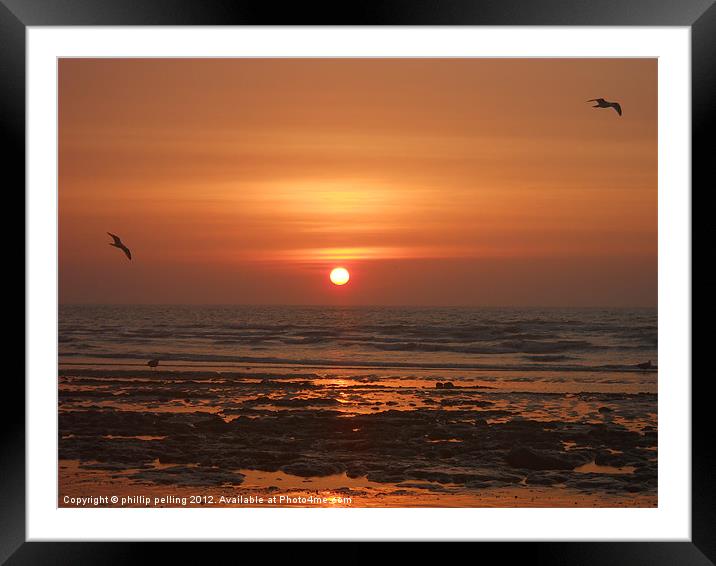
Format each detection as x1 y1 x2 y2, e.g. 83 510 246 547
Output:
359 339 604 354
58 350 657 373
60 324 657 345
59 306 657 377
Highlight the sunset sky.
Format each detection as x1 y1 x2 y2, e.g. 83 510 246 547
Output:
59 58 657 306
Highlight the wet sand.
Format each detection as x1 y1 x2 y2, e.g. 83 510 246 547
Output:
58 368 657 508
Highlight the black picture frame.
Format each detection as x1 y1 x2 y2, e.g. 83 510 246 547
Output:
6 0 708 561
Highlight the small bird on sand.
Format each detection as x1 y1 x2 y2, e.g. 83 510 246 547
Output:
107 232 132 260
147 359 159 369
587 98 622 116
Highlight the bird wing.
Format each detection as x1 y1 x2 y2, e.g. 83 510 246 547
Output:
587 98 605 103
121 245 132 260
107 232 122 245
612 102 622 116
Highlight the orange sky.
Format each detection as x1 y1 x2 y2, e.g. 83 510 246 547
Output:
59 58 657 306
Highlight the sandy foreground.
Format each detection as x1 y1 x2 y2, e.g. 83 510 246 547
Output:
60 460 655 508
58 368 657 508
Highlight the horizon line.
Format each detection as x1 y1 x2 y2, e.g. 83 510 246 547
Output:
58 302 658 309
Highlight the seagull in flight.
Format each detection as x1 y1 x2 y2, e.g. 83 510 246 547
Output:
107 232 132 260
587 98 622 116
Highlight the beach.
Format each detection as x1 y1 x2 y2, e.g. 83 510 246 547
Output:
58 305 657 507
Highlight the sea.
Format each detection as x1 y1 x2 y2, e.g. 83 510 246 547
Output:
59 305 657 393
58 305 659 506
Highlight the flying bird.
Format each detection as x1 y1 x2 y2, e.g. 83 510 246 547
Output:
147 359 159 369
107 232 132 260
587 98 622 116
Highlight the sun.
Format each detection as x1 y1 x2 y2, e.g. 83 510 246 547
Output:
329 267 350 286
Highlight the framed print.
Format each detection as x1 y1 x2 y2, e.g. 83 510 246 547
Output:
8 0 708 561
